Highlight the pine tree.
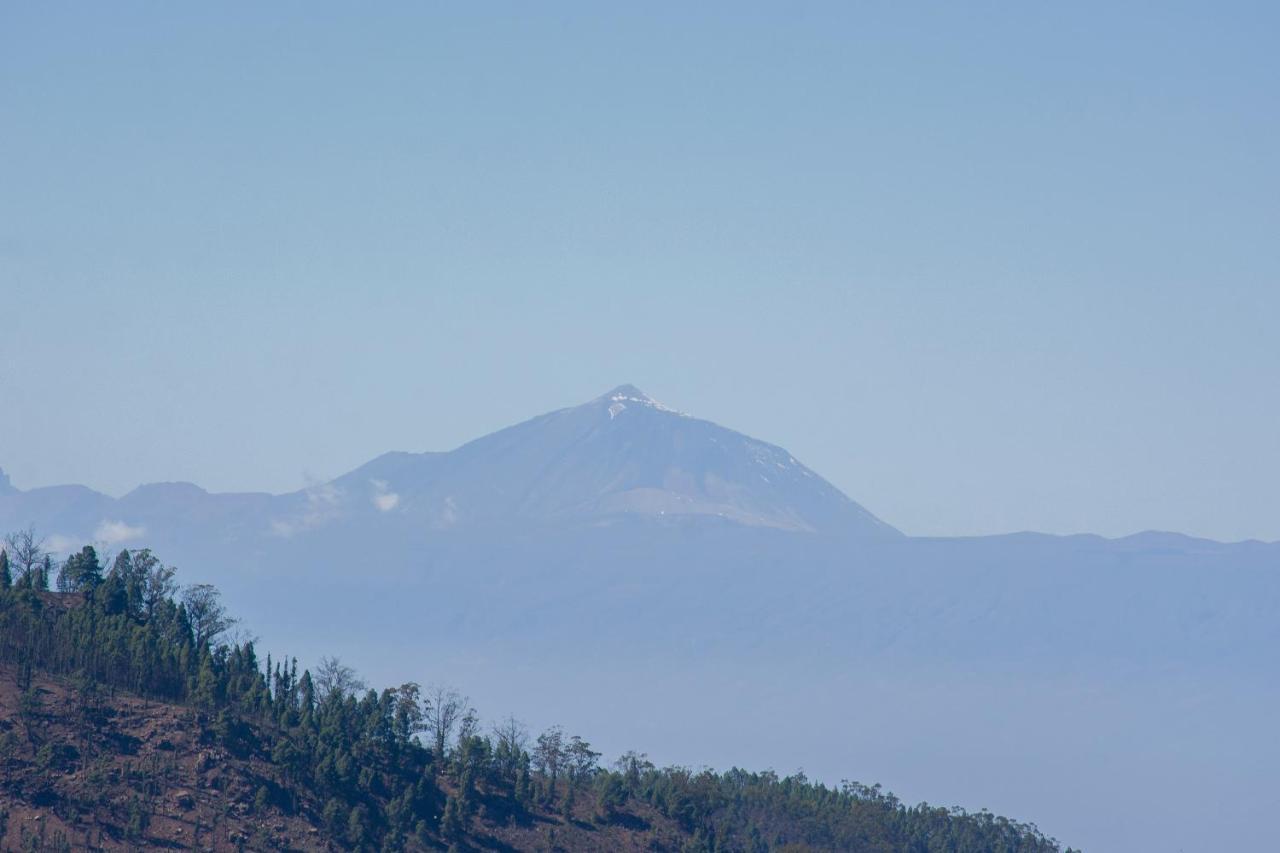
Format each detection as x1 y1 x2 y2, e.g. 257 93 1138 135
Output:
441 795 463 841
99 567 128 615
0 550 10 589
299 670 316 719
347 804 370 847
322 799 345 837
113 550 144 615
598 774 627 819
58 546 102 592
516 762 533 810
561 781 576 820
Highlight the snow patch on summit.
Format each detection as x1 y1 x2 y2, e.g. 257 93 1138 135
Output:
601 385 685 416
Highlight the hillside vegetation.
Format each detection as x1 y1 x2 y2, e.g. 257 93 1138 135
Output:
0 537 1074 852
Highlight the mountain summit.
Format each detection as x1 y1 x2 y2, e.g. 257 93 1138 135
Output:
595 383 675 412
599 383 657 402
333 386 899 536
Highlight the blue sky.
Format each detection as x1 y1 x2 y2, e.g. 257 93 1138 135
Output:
1 2 1277 540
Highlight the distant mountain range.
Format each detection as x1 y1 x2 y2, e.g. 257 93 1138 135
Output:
2 386 1277 853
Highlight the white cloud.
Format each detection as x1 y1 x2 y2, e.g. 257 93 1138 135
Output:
270 519 299 537
44 533 78 555
307 482 342 509
270 483 347 537
371 479 400 512
94 519 146 545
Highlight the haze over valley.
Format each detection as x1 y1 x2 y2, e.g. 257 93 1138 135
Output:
3 387 1276 852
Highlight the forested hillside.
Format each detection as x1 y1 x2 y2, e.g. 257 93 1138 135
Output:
0 535 1074 852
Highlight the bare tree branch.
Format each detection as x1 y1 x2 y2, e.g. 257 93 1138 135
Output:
314 656 366 700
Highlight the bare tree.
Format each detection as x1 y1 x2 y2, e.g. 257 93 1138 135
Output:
494 715 529 750
613 750 654 787
224 625 260 649
314 656 366 700
424 685 473 760
457 707 479 747
4 527 44 583
182 584 235 648
493 716 529 778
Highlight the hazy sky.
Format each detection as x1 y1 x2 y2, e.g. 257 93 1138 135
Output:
1 3 1277 541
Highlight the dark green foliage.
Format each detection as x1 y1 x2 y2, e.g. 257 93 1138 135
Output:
618 766 1073 853
323 798 345 836
597 773 627 819
441 795 463 841
126 796 148 840
0 573 199 700
347 803 370 846
515 762 533 809
0 538 1073 853
56 546 102 593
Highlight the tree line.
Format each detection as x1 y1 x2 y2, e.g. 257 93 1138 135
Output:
0 529 1075 852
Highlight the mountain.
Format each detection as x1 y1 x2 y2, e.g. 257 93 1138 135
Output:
331 385 897 536
1 387 1277 853
0 385 896 547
